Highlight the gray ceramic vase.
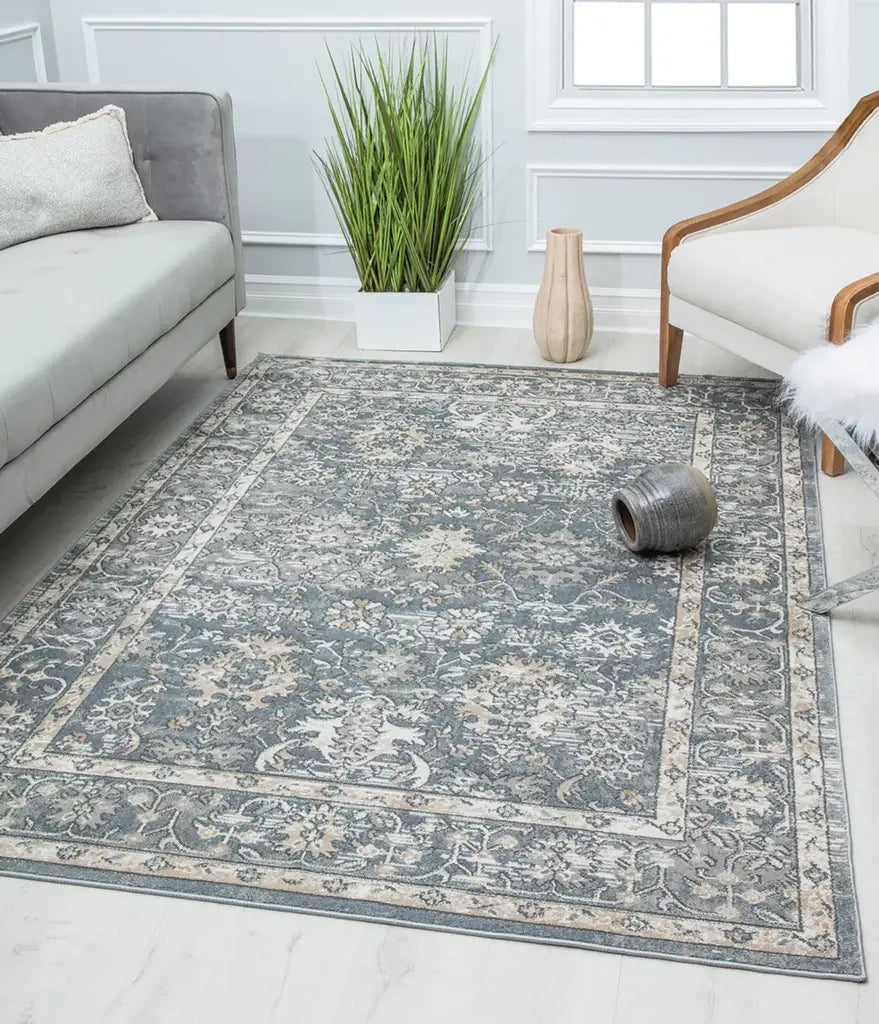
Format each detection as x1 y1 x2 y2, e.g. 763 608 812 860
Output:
612 463 718 554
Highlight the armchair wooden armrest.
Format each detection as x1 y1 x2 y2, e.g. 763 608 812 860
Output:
659 90 879 476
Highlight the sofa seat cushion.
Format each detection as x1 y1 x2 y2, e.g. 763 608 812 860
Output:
0 220 233 468
667 226 879 353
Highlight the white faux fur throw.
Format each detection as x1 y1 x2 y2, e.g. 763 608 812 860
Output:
784 320 879 444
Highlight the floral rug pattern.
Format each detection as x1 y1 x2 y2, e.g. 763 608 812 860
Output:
0 358 863 977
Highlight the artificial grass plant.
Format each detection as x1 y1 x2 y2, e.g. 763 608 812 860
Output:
315 36 495 293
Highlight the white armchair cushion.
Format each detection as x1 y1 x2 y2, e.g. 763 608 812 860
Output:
667 226 879 352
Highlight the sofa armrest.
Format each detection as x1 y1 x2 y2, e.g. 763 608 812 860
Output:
0 84 244 312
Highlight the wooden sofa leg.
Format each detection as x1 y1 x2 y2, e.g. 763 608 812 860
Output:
659 323 684 387
821 434 846 477
220 319 237 380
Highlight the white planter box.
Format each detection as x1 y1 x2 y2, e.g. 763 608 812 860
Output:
354 272 456 352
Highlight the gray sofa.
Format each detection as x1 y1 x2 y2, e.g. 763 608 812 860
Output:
0 85 245 534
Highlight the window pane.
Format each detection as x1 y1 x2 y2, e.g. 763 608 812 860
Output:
728 2 798 87
573 1 645 87
651 3 721 87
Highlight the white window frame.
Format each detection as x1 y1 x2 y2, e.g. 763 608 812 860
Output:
527 0 849 131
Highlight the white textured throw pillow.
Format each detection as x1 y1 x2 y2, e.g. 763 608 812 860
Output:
0 104 155 251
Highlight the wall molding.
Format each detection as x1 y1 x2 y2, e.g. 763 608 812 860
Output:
526 163 797 255
0 22 47 82
81 15 495 253
244 274 660 337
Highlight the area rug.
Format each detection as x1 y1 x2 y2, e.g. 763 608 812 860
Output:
0 357 864 979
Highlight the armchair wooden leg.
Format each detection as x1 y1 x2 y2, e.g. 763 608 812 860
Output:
821 434 846 477
219 319 237 380
658 242 682 388
659 323 684 388
819 283 864 476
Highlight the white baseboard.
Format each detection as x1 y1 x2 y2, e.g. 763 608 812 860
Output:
244 275 660 338
244 276 356 321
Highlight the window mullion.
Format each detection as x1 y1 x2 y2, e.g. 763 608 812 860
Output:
720 0 729 89
798 0 810 90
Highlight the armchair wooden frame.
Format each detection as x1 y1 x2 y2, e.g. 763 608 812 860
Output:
659 90 879 477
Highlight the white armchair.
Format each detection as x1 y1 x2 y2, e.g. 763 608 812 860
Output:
659 91 879 476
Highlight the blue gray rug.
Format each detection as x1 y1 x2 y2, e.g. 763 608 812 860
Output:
0 357 864 978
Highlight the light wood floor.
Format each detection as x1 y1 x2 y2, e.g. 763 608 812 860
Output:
0 318 876 1024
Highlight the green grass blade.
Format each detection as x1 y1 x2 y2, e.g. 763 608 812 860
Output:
314 33 496 293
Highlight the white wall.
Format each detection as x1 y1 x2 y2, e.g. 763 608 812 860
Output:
16 1 868 320
851 1 879 100
0 0 56 82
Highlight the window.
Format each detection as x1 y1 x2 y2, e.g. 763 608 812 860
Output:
571 1 801 91
527 0 848 131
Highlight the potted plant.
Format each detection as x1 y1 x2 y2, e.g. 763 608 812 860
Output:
315 37 494 352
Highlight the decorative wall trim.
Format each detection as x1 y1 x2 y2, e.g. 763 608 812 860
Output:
81 16 495 253
0 22 47 83
526 163 797 255
244 274 660 337
526 0 849 132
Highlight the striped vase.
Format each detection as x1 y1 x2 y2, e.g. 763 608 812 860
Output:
532 227 594 363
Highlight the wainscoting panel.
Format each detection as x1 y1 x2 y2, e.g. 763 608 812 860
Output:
0 23 47 83
527 164 796 255
82 16 494 253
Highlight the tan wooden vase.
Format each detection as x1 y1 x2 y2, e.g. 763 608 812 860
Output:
533 227 594 363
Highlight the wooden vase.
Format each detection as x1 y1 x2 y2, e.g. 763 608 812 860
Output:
533 227 593 363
